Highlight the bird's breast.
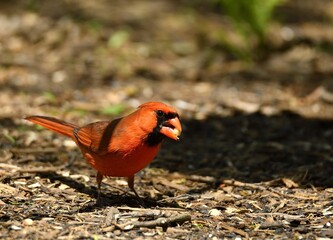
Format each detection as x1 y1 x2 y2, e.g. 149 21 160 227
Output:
83 143 162 177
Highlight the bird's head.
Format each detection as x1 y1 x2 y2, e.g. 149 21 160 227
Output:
138 102 182 145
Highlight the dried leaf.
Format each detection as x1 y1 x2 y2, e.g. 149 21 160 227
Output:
281 178 299 188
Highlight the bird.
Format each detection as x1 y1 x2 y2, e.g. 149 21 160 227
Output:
25 102 182 199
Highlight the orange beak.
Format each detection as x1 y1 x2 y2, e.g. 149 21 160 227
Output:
160 117 182 141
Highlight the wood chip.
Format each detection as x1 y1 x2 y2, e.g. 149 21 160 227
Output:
219 222 249 238
116 214 191 230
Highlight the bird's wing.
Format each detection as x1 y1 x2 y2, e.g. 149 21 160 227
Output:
73 119 122 155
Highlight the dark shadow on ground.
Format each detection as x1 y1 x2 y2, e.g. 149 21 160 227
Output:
2 109 333 203
155 111 333 188
36 172 184 210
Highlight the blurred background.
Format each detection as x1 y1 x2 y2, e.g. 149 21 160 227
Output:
1 0 333 120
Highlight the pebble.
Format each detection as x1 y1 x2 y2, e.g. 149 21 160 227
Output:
10 225 21 230
23 218 34 226
58 184 70 190
63 139 76 148
209 209 222 216
27 182 41 188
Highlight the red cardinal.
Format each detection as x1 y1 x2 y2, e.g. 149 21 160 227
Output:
25 102 182 198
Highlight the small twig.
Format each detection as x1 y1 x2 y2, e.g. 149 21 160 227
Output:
99 181 129 195
17 167 60 173
186 175 216 184
246 212 307 221
223 179 268 191
11 160 74 174
0 163 21 171
0 163 60 175
116 206 148 211
156 178 190 192
224 179 282 197
10 148 59 154
116 214 191 230
117 206 187 212
223 179 319 200
219 222 249 238
259 221 286 229
155 207 188 212
17 186 34 194
158 194 200 203
102 225 116 232
302 86 333 104
67 221 99 226
120 210 164 219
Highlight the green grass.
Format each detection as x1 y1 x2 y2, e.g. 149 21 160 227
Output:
216 0 285 59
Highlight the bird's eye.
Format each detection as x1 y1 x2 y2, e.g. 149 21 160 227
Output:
156 110 164 117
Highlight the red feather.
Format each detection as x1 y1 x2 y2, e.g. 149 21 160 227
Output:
25 102 182 198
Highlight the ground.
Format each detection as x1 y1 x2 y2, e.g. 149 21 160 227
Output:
0 0 333 239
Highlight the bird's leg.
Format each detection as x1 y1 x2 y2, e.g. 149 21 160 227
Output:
96 172 103 201
127 175 146 207
127 175 140 198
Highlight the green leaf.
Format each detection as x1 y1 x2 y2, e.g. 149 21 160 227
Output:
87 19 102 32
3 133 16 144
219 0 284 40
43 91 56 102
100 104 125 116
108 30 129 49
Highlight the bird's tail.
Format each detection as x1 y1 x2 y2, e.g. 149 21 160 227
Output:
25 116 78 138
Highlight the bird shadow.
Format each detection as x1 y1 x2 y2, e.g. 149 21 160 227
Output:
36 172 185 212
154 110 333 188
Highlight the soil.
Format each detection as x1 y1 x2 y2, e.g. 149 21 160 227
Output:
0 0 333 239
